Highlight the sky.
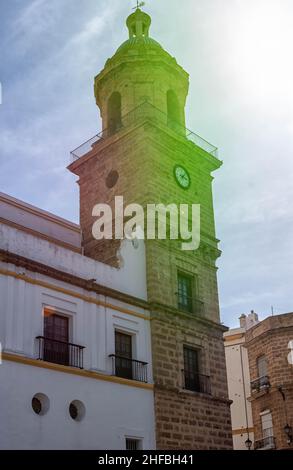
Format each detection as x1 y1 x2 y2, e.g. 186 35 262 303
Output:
1 0 293 328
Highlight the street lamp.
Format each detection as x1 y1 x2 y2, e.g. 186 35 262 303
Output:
284 424 293 445
245 437 253 450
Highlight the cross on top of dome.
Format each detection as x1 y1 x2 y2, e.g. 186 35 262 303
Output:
132 1 146 11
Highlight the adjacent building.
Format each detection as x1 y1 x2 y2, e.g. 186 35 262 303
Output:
246 312 293 450
224 312 258 449
0 192 155 450
225 311 293 450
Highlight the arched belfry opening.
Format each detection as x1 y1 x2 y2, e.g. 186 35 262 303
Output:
107 92 122 135
167 90 182 128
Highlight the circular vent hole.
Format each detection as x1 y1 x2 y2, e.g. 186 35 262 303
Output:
69 400 86 422
32 393 50 416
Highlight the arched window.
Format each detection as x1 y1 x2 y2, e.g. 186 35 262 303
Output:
108 92 122 135
167 90 182 129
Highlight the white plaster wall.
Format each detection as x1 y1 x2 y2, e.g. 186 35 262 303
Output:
0 264 152 381
0 215 155 450
0 361 155 450
0 223 147 300
224 338 254 450
0 260 155 449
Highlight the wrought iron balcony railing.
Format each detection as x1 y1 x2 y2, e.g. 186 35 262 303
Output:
176 293 205 317
182 370 211 395
70 101 219 162
36 336 85 369
254 434 276 450
109 354 148 383
251 376 271 394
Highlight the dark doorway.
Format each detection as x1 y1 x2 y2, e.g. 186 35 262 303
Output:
43 313 69 366
115 331 133 380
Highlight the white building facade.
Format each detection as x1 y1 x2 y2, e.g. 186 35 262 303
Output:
0 193 156 450
224 312 259 450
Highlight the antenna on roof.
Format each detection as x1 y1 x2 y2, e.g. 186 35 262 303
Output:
271 306 274 316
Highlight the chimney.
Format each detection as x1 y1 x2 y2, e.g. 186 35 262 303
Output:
247 310 259 329
239 314 247 329
239 310 259 330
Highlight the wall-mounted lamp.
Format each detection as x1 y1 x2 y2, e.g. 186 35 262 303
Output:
245 437 253 450
284 424 293 445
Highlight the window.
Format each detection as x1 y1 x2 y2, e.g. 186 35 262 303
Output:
183 346 210 394
254 410 276 449
261 411 273 439
183 346 200 391
110 331 148 382
43 312 69 366
115 331 133 380
37 310 85 369
257 355 268 378
178 273 193 313
107 92 122 135
251 358 270 393
44 313 69 342
126 438 142 450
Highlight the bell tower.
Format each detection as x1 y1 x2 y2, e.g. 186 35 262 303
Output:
68 7 232 450
94 8 189 135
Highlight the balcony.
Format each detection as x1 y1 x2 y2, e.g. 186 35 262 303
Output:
36 336 85 369
109 354 148 383
254 434 276 450
176 293 205 317
70 101 219 162
182 370 211 395
251 376 271 394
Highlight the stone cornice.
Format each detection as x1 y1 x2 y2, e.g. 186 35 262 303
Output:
245 324 293 346
95 52 188 88
150 301 228 334
68 118 221 176
155 383 232 406
146 124 222 171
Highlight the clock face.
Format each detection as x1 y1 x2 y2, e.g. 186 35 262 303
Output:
174 165 191 190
